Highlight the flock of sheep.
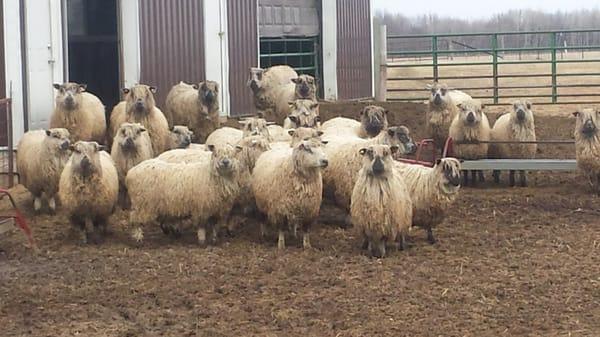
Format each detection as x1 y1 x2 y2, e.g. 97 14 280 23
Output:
13 64 600 258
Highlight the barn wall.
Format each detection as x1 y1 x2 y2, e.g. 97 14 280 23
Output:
139 0 205 109
336 0 372 99
227 0 258 117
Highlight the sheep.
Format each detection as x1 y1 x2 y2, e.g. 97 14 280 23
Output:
109 84 170 155
394 158 461 244
448 100 491 185
248 65 298 114
50 82 106 143
283 99 321 129
489 100 537 187
321 106 388 139
425 82 472 150
268 75 318 124
205 117 272 148
167 125 194 150
126 144 241 246
321 117 362 138
351 144 412 258
322 126 418 214
110 123 153 209
16 128 71 213
573 108 600 194
58 141 119 244
252 139 328 249
165 80 220 143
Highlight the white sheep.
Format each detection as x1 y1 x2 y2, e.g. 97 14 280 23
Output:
425 82 471 150
321 106 388 139
16 128 71 213
448 100 491 185
126 144 241 245
268 75 318 124
283 99 321 129
50 83 106 143
58 141 119 243
251 139 328 249
167 125 194 150
165 81 220 143
109 84 170 155
110 123 153 208
205 117 272 148
394 158 461 244
489 101 537 187
248 65 298 114
351 144 412 258
573 108 600 193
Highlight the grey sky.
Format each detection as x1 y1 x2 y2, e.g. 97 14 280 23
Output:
373 0 600 19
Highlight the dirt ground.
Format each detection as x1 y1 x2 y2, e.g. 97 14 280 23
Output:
2 102 600 337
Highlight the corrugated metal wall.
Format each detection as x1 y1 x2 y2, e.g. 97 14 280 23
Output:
139 0 205 108
336 0 372 100
228 0 258 117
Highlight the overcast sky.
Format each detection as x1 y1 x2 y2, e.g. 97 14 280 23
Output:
373 0 600 19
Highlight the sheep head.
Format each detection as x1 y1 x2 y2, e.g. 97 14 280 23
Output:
287 99 320 128
360 105 389 137
123 84 157 116
435 157 462 194
457 100 485 127
512 100 534 125
69 141 106 179
170 125 193 149
116 123 148 153
292 74 317 99
574 108 599 139
53 82 87 111
385 126 417 156
45 128 71 153
358 144 397 177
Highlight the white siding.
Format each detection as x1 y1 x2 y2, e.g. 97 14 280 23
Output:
3 0 24 144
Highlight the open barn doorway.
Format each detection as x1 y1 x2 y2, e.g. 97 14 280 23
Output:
65 0 120 115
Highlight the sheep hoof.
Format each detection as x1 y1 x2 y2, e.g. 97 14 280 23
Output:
160 223 171 235
277 231 285 250
78 230 89 245
302 233 311 249
398 235 407 251
342 215 352 229
131 227 144 244
48 198 56 214
33 197 42 213
427 229 437 245
197 228 207 248
361 237 369 250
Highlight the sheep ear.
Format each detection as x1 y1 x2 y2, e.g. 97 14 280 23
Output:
390 145 399 154
78 84 87 92
169 126 175 131
287 129 296 137
321 140 328 145
149 86 157 94
291 78 301 84
436 158 442 166
310 102 319 110
384 109 390 115
359 107 367 116
45 130 52 136
266 122 276 125
96 145 106 152
526 101 532 110
459 159 465 163
387 128 396 137
122 88 130 95
53 83 62 90
235 145 243 152
314 115 321 123
480 104 486 110
425 84 433 90
139 127 147 133
69 144 76 151
572 111 580 117
192 83 200 90
457 103 464 110
359 148 368 155
256 111 265 119
317 130 324 137
207 144 215 152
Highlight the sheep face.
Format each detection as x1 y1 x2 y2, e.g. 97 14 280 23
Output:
457 101 484 127
426 82 450 108
574 108 599 139
123 84 157 115
387 126 418 155
236 135 271 172
53 82 87 111
239 117 271 138
436 158 462 194
207 144 241 177
194 80 219 107
292 75 317 99
69 141 105 178
247 67 265 94
360 105 389 137
512 100 533 125
358 145 397 177
116 123 147 153
293 140 329 173
45 128 71 152
170 125 193 149
287 99 320 128
288 127 325 147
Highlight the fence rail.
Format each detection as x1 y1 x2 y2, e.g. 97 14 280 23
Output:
0 98 16 188
386 29 600 104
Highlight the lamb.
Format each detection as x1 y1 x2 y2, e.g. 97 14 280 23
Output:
426 82 472 150
205 117 272 148
573 108 600 193
283 99 321 129
394 158 461 244
165 80 220 143
110 123 153 209
448 100 491 185
50 82 106 143
252 139 329 249
126 144 241 245
351 144 412 258
321 106 388 139
248 65 298 114
322 126 418 213
489 100 537 187
58 141 119 244
109 84 170 155
16 128 71 213
268 74 318 124
167 125 194 150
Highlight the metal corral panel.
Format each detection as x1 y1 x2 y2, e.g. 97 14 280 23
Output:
336 0 372 100
258 0 319 37
461 159 577 171
139 0 205 109
228 0 258 117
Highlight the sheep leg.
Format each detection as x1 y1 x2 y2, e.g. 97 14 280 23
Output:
197 227 207 248
371 239 386 258
397 234 407 251
160 222 172 235
48 197 57 214
426 227 437 244
519 170 527 187
93 216 109 236
302 222 312 249
478 170 485 182
470 170 477 186
70 215 88 244
342 214 352 229
462 171 469 186
361 232 369 250
492 170 500 184
277 230 286 250
509 170 516 187
33 195 42 213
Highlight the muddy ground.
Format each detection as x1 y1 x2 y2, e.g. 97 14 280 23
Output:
1 102 600 337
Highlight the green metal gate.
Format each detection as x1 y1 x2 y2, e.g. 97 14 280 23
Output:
386 29 600 104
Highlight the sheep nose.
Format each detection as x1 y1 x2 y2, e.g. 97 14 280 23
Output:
222 158 230 167
320 159 329 168
433 94 442 105
407 142 418 155
61 140 70 150
583 120 597 134
125 138 134 147
466 113 475 123
517 109 526 121
372 158 385 174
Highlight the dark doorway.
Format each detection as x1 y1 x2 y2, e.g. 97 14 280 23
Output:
66 0 120 114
